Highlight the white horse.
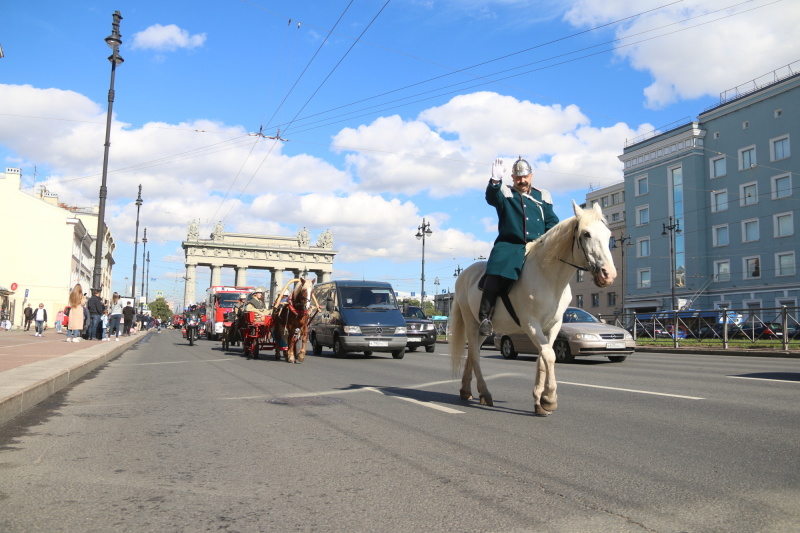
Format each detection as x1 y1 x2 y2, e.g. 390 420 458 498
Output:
449 201 617 416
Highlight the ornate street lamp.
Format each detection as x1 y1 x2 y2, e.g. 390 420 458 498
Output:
91 11 124 294
415 219 433 310
140 228 147 312
453 265 463 278
131 184 142 300
612 234 633 313
662 216 682 311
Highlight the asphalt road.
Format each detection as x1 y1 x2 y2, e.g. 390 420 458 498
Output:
1 330 798 532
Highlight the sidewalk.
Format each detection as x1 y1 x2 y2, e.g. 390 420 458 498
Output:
0 328 149 426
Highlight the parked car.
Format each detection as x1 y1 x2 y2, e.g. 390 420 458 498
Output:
494 307 635 363
401 305 436 352
735 319 783 340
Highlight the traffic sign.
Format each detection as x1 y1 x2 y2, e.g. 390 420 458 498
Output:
25 289 29 297
10 282 17 291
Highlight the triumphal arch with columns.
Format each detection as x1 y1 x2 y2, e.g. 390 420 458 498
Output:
182 221 336 306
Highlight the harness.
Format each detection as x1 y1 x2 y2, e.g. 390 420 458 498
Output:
559 224 590 272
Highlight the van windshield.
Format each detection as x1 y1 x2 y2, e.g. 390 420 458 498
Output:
340 287 397 309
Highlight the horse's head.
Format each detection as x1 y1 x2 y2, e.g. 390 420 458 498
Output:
292 278 315 311
572 200 617 288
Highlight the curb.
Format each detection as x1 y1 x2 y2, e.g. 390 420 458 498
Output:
0 333 149 426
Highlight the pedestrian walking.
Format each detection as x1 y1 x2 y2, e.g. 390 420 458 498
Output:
86 288 104 340
108 292 124 341
122 301 135 337
55 309 64 333
101 310 109 341
23 304 34 331
33 303 48 337
66 284 85 342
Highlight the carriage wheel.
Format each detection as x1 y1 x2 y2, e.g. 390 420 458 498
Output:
252 341 260 359
221 331 229 351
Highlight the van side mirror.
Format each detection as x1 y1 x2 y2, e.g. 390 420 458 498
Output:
326 298 334 312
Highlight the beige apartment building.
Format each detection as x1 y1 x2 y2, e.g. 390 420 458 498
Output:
0 168 115 329
571 181 628 319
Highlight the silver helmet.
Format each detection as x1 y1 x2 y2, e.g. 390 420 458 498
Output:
511 156 532 177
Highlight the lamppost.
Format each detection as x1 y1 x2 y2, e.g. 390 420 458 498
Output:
140 228 147 312
434 277 440 314
92 10 124 293
662 216 682 311
415 219 433 310
145 251 150 308
612 234 633 313
453 265 463 278
131 184 143 300
124 277 129 295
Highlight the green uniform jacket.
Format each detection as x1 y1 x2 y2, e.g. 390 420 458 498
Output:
485 180 559 280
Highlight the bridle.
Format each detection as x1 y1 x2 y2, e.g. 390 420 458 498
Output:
559 220 602 273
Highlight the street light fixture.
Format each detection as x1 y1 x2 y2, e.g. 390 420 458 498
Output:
145 251 151 307
662 216 682 310
612 234 633 313
131 184 142 300
454 265 463 278
415 219 433 310
140 228 147 312
91 11 124 294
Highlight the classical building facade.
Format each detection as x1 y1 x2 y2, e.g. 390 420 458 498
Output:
620 63 799 316
0 167 115 327
182 222 336 307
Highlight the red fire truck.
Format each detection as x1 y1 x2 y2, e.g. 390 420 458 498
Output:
205 286 254 340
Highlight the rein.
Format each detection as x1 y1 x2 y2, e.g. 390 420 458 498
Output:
559 222 590 272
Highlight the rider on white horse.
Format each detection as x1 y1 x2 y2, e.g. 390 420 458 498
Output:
478 156 560 336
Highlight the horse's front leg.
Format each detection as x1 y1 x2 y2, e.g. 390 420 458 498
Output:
533 344 558 416
296 328 307 363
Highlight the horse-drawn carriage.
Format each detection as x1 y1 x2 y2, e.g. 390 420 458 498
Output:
220 278 318 363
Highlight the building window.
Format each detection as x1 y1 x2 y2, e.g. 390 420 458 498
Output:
740 182 758 206
638 269 651 289
636 205 649 226
711 156 726 178
711 190 728 212
608 292 616 307
600 196 609 207
712 224 729 247
714 260 730 282
576 270 584 282
637 237 650 257
611 212 621 223
744 257 761 279
576 294 584 308
714 132 720 139
742 219 759 242
739 146 756 170
776 252 796 277
771 135 790 161
636 176 648 196
774 212 793 238
742 121 749 129
771 174 791 199
612 192 621 205
591 293 600 307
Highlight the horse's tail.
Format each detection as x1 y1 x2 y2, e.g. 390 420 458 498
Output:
449 297 466 376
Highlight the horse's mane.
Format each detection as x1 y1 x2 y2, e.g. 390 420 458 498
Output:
525 205 606 265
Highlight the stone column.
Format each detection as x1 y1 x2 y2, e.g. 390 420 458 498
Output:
270 269 283 305
184 263 197 307
235 266 247 287
320 271 331 283
210 265 222 287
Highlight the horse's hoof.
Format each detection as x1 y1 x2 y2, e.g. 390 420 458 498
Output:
288 358 295 364
479 395 493 407
459 391 473 401
540 399 558 412
534 405 552 417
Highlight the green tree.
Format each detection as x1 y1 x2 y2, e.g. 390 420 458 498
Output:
148 297 173 323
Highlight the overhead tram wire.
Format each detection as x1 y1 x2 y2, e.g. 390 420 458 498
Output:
275 0 775 136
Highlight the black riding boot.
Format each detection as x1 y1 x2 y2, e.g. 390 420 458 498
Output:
478 274 504 336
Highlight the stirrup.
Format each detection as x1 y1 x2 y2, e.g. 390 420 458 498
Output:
478 318 493 336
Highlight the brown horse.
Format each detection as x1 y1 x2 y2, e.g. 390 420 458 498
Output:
272 278 318 364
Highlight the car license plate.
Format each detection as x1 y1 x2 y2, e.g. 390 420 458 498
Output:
369 340 389 347
606 342 626 349
407 337 422 343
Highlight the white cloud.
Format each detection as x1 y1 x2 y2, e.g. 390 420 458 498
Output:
130 24 207 52
563 0 799 109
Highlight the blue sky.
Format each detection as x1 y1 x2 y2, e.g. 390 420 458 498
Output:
1 0 797 306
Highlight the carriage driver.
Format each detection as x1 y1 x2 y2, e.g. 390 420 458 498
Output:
244 287 268 319
478 156 559 336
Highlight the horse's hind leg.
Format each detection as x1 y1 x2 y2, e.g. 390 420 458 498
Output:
466 343 492 406
459 354 474 401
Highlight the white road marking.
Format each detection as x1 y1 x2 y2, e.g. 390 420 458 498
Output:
364 387 464 414
559 381 705 400
727 375 800 384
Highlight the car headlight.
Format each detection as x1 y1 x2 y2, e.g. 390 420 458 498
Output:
343 325 362 334
574 333 600 341
623 331 633 340
425 323 435 331
395 326 407 335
